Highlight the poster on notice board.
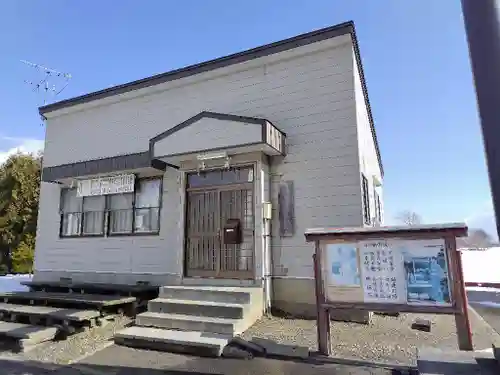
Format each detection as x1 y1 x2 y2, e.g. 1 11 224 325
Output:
323 238 452 306
324 242 364 302
391 239 452 306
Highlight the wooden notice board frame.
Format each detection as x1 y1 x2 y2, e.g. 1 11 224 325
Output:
304 223 472 356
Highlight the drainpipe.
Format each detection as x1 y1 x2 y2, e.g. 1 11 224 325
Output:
263 217 272 313
261 163 273 314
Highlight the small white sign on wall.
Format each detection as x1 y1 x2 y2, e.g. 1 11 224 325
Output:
77 174 135 197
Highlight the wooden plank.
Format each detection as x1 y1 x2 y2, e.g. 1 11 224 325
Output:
0 292 136 307
0 321 57 340
447 237 474 351
321 301 459 315
21 281 157 293
0 303 99 321
304 223 468 242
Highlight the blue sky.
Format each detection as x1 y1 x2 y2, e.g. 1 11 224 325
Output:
0 1 495 235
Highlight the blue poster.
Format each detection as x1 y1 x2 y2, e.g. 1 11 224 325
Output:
396 240 451 305
326 243 361 287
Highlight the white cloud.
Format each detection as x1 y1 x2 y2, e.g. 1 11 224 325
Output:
0 137 44 164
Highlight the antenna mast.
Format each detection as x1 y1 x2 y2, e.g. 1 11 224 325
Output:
21 60 72 106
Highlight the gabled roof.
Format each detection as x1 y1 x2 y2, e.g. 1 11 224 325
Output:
39 20 384 176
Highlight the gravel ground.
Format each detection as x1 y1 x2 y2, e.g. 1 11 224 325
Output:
1 315 133 365
240 308 499 367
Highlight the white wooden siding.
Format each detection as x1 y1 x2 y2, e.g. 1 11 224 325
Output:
153 117 262 158
353 49 384 225
36 34 368 281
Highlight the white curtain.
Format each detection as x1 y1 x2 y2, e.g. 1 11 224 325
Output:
61 188 83 236
82 196 105 235
134 179 161 232
109 193 133 233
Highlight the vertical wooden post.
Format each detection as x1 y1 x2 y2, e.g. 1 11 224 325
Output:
447 236 473 351
313 240 331 356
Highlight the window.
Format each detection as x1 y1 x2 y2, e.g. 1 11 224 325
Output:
108 178 162 235
361 174 370 225
108 193 134 234
83 196 106 235
60 189 106 237
60 177 162 238
134 179 161 233
60 188 82 237
374 191 382 224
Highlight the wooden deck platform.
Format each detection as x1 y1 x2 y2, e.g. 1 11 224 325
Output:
0 288 153 352
0 303 100 322
0 321 58 352
21 281 158 296
0 291 136 308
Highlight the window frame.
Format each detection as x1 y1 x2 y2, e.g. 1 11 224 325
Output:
374 190 382 224
59 176 163 238
361 173 371 225
59 192 106 238
108 177 163 237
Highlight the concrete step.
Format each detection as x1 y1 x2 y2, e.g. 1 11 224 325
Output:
136 311 243 335
114 326 230 357
0 321 58 352
159 286 252 304
148 298 245 319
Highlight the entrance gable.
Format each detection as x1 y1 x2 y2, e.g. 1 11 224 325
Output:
149 112 286 165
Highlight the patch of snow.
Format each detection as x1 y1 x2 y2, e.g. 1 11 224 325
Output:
0 274 32 293
473 301 500 309
461 248 500 284
466 286 500 292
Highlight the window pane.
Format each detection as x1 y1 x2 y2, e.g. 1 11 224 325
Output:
135 179 161 208
60 188 82 236
187 167 253 188
134 179 161 233
109 193 133 233
61 188 82 213
134 207 160 233
82 196 105 235
61 212 82 236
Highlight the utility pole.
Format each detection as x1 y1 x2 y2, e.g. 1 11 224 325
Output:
461 0 500 239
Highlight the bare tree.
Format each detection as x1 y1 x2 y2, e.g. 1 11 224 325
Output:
396 210 422 226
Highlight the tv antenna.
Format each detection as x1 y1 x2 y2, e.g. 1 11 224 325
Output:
21 60 72 105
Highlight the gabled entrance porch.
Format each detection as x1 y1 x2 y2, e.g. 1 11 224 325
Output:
114 111 286 356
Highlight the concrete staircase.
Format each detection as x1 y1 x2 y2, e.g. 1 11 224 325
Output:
114 285 264 357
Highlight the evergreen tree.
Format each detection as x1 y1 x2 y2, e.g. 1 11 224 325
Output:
0 152 41 273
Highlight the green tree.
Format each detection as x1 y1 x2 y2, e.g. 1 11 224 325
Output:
11 233 35 274
0 152 41 273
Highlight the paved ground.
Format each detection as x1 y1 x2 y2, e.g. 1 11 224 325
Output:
73 345 393 375
467 288 500 335
0 348 394 375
